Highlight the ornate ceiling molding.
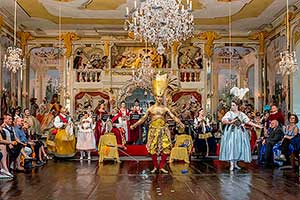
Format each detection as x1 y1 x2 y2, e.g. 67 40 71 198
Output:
18 0 274 25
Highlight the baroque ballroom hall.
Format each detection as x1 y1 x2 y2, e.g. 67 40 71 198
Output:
0 0 300 200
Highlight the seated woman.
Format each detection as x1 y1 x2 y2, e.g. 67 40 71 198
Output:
23 121 48 166
51 107 76 158
277 114 299 162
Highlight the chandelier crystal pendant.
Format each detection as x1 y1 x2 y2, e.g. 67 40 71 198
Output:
125 0 194 54
278 0 298 76
3 0 23 73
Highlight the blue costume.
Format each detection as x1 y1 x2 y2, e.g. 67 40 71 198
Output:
219 111 252 163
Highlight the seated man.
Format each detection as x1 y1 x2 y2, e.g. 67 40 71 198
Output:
14 117 33 159
258 119 284 166
2 114 24 171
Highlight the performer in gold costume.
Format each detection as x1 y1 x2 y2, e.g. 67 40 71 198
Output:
130 74 184 173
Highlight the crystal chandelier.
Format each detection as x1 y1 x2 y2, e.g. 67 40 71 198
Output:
278 0 298 76
124 0 194 54
3 0 23 73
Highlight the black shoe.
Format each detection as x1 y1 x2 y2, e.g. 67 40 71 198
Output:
35 161 44 167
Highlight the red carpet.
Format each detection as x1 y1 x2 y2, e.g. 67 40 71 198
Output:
119 145 148 156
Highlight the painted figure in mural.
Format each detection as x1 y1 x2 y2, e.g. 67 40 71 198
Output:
130 74 185 174
77 111 96 160
51 106 76 157
73 50 83 69
94 100 107 146
219 97 262 171
112 101 130 143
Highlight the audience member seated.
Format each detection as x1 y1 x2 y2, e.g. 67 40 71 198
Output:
23 121 49 166
2 114 24 172
276 114 299 163
0 122 14 178
14 118 33 159
258 119 284 166
268 105 285 127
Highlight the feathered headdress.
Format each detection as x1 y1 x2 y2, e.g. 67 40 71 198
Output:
152 73 169 96
230 87 249 100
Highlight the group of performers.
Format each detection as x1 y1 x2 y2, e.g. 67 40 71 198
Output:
34 73 299 174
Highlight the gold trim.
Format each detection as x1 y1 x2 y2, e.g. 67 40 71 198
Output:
198 31 221 58
17 31 35 57
249 31 268 55
0 16 3 32
18 0 274 25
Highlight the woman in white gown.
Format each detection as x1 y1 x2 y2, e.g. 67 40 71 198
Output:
77 111 96 160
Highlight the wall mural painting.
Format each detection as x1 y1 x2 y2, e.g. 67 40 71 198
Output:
111 45 169 69
218 69 238 104
266 35 286 106
178 45 203 69
45 70 60 101
171 91 202 120
73 47 108 70
75 92 110 120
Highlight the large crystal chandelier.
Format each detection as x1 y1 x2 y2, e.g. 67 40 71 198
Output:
278 0 298 76
3 0 23 73
124 0 194 54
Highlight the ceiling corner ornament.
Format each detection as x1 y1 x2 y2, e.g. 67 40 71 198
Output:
124 0 194 54
17 32 35 57
3 0 23 73
248 31 268 56
278 0 298 76
59 32 80 58
198 31 221 58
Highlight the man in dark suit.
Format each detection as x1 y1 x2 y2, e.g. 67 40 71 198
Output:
258 119 284 166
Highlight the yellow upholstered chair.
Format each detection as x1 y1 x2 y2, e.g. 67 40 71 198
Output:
98 133 120 163
169 134 193 163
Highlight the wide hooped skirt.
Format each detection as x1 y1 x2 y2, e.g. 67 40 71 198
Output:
219 125 252 163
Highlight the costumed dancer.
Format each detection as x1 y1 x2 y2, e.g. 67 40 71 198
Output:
52 107 76 158
94 100 107 146
193 108 216 157
130 99 143 144
219 87 262 171
112 101 130 143
77 111 96 160
130 74 185 174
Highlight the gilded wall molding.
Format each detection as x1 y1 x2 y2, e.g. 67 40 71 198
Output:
17 31 35 57
198 31 221 58
0 16 3 32
59 32 80 58
249 31 268 55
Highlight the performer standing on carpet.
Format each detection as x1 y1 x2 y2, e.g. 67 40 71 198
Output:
112 101 130 143
130 74 184 174
77 111 96 160
94 100 107 146
219 90 262 171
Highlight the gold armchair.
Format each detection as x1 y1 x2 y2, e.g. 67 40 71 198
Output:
98 133 120 163
169 134 193 163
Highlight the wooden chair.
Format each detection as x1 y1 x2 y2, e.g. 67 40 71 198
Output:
98 133 120 163
169 134 193 163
